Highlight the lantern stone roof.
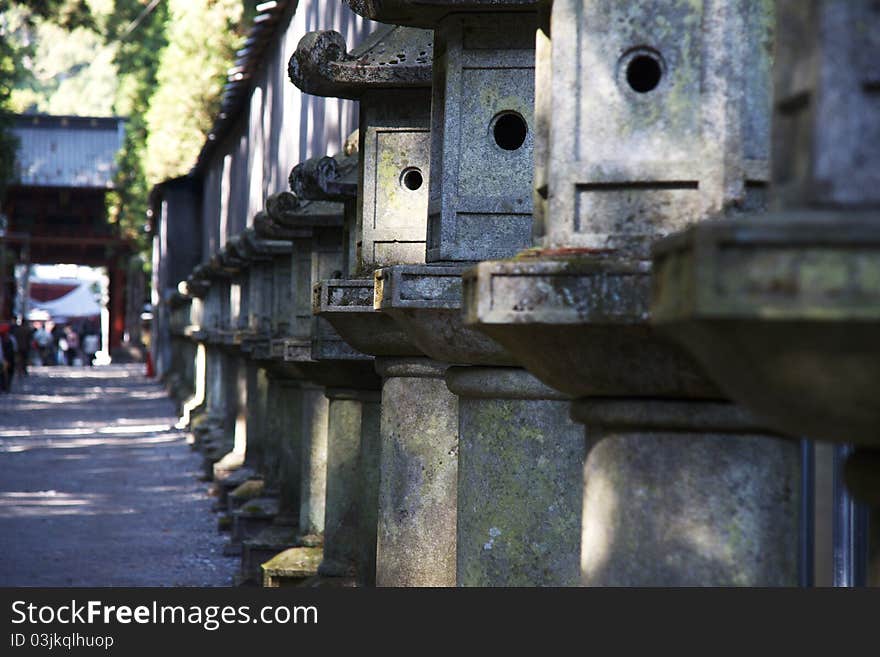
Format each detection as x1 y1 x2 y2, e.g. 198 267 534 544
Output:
289 24 432 99
253 191 344 238
289 152 359 202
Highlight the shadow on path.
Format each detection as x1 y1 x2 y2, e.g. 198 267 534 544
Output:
0 365 236 586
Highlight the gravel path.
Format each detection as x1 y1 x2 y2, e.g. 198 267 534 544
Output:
0 364 237 586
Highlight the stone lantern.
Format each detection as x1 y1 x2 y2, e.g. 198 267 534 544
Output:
192 253 242 482
350 1 593 587
652 0 880 456
650 0 880 579
210 243 253 490
164 289 195 408
294 23 432 356
180 271 212 434
266 153 382 585
291 24 458 586
290 153 378 586
463 0 803 585
229 228 293 517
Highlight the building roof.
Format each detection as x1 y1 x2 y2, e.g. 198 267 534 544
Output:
11 114 126 189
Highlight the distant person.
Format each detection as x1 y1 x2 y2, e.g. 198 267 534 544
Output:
51 324 66 366
13 321 31 377
0 330 5 391
33 323 51 366
82 330 100 367
0 325 16 391
64 326 80 366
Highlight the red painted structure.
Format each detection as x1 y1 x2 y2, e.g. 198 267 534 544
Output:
1 115 132 349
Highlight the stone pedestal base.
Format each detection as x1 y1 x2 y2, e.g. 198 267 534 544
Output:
274 378 304 515
227 478 265 514
375 357 458 587
244 363 270 473
229 496 280 554
446 366 584 586
572 399 801 586
357 394 382 587
319 388 381 583
240 525 300 586
261 547 323 587
297 382 329 545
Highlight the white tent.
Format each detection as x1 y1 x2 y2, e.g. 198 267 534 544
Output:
29 281 101 322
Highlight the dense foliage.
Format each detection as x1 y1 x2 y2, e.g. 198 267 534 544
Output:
109 0 247 254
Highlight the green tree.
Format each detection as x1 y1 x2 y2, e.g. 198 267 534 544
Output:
0 25 20 204
9 18 118 116
143 0 245 185
103 0 170 253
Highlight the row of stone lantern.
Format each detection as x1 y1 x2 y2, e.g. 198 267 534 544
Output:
164 0 875 586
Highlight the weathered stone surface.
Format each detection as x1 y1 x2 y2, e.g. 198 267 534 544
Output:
259 374 284 502
241 363 269 471
269 250 293 338
573 399 800 587
446 366 583 586
425 11 536 263
270 165 380 389
355 88 431 272
375 264 515 365
232 496 279 545
348 0 536 29
297 383 329 545
241 525 300 585
279 340 380 389
462 256 720 397
652 212 880 446
298 26 435 360
453 0 805 588
275 378 304 515
464 0 775 395
375 358 458 586
313 279 422 356
229 478 265 508
289 153 359 204
261 546 323 587
771 0 880 210
371 9 537 366
356 396 382 586
263 191 344 233
540 0 772 256
233 228 291 345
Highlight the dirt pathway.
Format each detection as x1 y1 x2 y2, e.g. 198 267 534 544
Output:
0 364 235 586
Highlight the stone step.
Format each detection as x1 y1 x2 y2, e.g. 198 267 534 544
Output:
230 496 279 544
227 477 265 513
240 525 300 585
261 546 323 588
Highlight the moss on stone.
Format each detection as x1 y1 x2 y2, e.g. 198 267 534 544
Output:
230 478 265 501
